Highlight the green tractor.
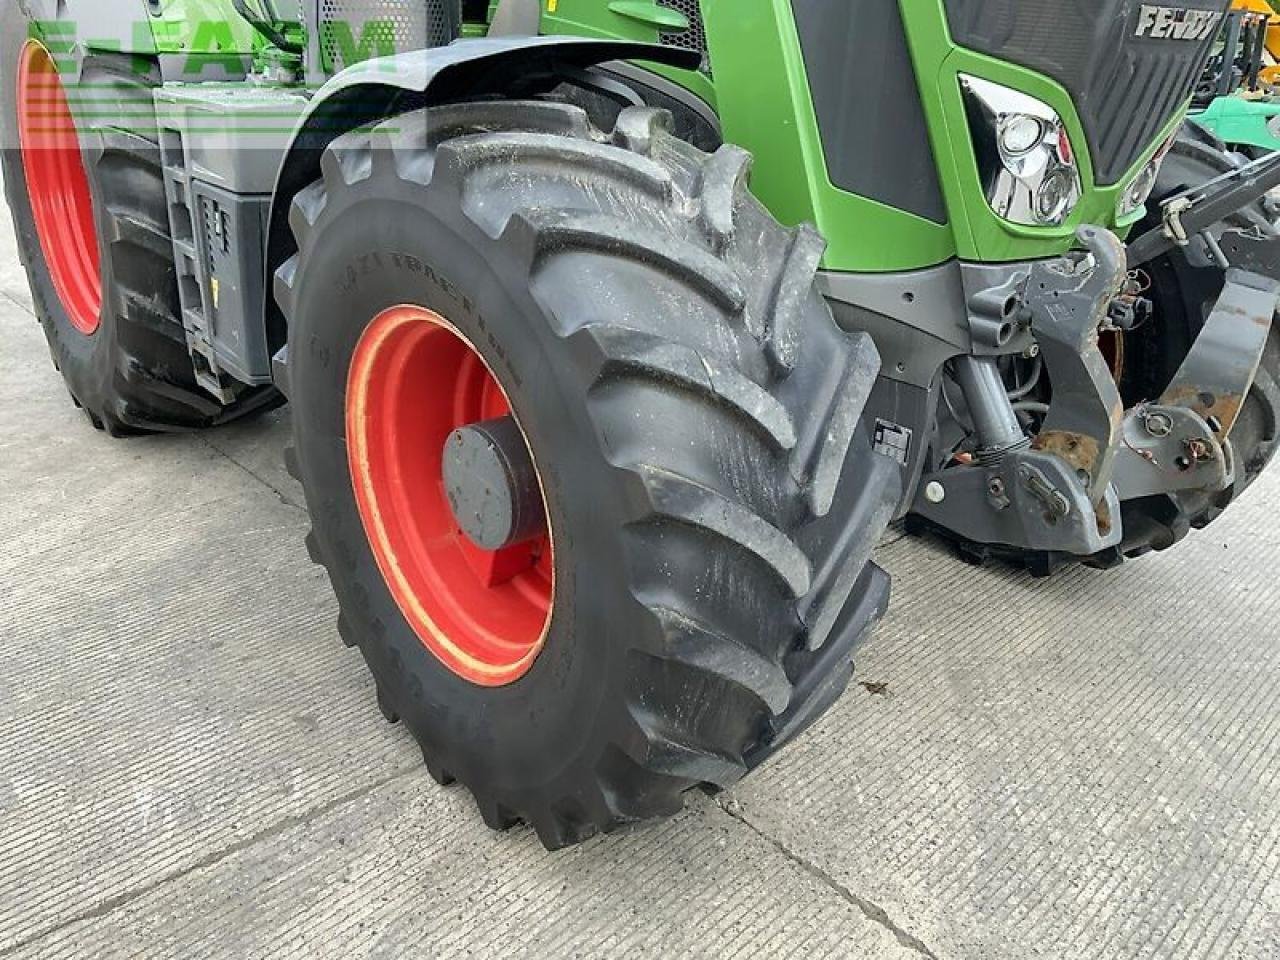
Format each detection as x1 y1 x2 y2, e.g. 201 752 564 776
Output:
1188 0 1280 154
5 0 1279 848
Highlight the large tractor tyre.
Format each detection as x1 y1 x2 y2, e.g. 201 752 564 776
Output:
1104 122 1280 561
0 12 277 435
277 99 899 848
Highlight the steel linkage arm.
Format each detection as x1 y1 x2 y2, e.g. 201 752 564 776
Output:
1128 150 1280 267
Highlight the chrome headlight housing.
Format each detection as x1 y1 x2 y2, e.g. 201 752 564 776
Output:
1117 134 1176 219
960 75 1083 228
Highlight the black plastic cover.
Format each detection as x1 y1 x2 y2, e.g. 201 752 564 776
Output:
791 0 948 224
944 0 1228 185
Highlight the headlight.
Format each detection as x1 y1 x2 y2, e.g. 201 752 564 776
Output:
1117 134 1176 219
960 75 1082 228
999 115 1045 156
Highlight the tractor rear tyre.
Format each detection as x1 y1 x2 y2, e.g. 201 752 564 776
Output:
0 10 277 434
277 99 899 848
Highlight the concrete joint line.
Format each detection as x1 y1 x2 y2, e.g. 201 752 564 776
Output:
0 289 35 317
713 796 940 960
198 436 308 515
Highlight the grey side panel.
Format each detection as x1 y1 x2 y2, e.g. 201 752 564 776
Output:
821 265 966 517
863 378 939 518
157 85 312 395
156 55 254 83
820 264 970 388
790 0 947 225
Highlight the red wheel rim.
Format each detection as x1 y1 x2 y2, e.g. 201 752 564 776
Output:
16 40 101 336
346 306 555 686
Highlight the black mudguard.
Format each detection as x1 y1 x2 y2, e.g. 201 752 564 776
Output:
263 37 699 362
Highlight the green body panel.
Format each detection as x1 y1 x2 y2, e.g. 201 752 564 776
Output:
1191 95 1280 153
902 1 1183 263
141 0 1190 270
542 0 1192 270
544 0 954 271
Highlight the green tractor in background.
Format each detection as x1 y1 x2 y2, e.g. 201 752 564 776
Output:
5 0 1280 848
1188 0 1280 153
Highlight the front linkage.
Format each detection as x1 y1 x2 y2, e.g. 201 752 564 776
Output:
912 151 1280 570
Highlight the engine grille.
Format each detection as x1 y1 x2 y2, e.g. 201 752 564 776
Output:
656 0 709 70
944 0 1227 185
317 0 458 71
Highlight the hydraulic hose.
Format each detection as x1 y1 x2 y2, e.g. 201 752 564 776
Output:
232 0 303 54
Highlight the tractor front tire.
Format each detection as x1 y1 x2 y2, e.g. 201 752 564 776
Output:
1107 122 1280 560
0 10 276 434
277 100 899 848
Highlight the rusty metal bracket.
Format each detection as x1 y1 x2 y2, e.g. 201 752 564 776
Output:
912 450 1122 556
1113 404 1231 500
1160 267 1279 441
1112 266 1277 504
1022 227 1128 502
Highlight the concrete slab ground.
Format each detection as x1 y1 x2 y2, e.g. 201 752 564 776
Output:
2 188 1278 959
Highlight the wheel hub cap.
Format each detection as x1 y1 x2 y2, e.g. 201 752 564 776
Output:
443 416 547 552
345 306 554 686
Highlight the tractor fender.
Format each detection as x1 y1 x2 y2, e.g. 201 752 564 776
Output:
264 36 698 360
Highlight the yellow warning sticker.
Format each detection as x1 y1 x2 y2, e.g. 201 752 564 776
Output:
548 0 558 12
